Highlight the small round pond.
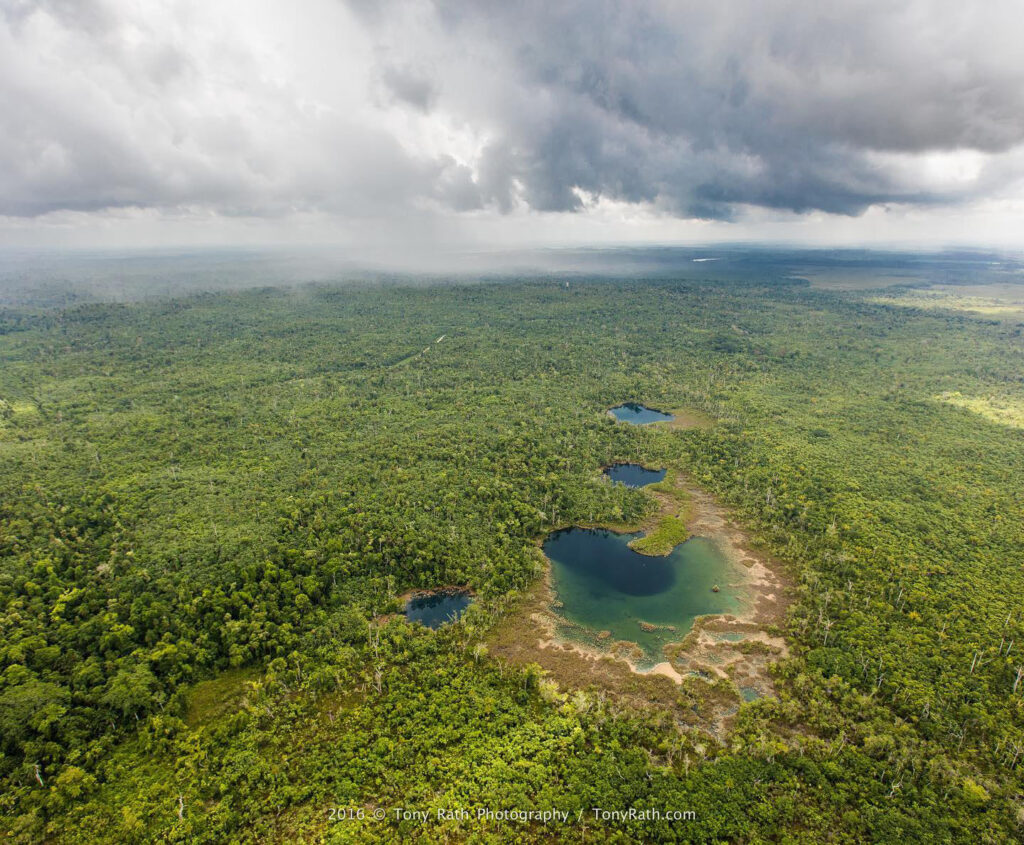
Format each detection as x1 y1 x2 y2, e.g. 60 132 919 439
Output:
603 463 666 488
608 403 674 425
543 528 741 666
405 591 472 629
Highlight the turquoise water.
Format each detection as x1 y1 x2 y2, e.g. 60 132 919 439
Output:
405 591 472 629
608 403 674 425
544 528 741 666
604 463 666 487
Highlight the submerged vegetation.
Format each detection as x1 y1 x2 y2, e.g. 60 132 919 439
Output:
1 276 1023 841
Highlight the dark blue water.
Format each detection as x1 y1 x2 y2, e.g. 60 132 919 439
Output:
604 463 666 488
405 591 472 629
543 527 739 663
548 528 676 596
608 403 674 425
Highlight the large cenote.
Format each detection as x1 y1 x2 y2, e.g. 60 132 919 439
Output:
543 527 742 667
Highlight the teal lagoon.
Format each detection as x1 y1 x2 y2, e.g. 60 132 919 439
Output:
543 528 742 666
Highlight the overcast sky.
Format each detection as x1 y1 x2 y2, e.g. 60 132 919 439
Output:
3 0 1024 253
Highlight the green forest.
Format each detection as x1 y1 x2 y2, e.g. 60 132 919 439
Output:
1 276 1022 842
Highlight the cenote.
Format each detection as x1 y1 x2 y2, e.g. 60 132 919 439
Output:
405 591 472 629
604 463 666 488
543 528 741 666
608 403 674 425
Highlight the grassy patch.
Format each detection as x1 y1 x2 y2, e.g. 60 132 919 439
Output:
9 400 40 418
870 289 1024 321
185 667 260 727
663 407 715 430
936 391 1024 430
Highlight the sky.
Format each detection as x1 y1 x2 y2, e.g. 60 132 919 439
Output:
3 0 1024 254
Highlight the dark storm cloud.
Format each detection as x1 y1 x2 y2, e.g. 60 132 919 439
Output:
356 0 1024 217
2 0 1023 223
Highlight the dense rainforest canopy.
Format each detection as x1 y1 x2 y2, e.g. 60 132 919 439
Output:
0 276 1022 842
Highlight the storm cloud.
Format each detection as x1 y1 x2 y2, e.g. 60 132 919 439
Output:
356 0 1024 218
2 0 1024 231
